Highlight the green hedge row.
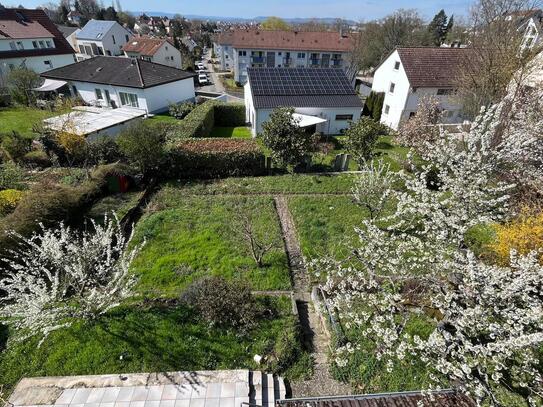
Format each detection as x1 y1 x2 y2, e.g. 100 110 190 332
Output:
169 101 246 140
167 138 265 178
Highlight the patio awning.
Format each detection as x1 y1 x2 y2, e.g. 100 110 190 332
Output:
32 79 67 92
292 113 327 128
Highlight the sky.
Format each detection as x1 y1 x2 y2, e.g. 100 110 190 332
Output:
9 0 473 21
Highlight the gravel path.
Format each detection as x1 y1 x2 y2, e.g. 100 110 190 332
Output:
273 195 351 397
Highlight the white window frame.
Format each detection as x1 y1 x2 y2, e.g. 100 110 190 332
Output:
119 92 139 108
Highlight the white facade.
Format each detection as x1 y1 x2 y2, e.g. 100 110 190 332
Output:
69 77 195 114
76 21 131 60
372 50 464 130
228 48 349 84
124 41 183 70
244 81 361 136
214 42 234 71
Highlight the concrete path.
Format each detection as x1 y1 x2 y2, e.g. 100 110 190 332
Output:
273 196 351 397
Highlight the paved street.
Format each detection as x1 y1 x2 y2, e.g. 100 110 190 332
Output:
196 49 225 94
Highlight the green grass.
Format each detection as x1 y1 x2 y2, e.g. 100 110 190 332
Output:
0 297 301 393
148 113 179 124
166 173 359 196
85 192 143 225
0 106 59 137
209 127 252 138
131 194 290 298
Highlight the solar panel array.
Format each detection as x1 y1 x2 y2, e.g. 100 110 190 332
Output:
248 67 355 96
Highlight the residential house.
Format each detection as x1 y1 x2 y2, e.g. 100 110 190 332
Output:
56 25 80 52
245 67 362 136
0 8 76 83
216 29 355 84
123 36 182 69
75 19 132 60
41 56 196 114
181 36 198 53
67 10 82 26
134 15 171 35
371 47 469 130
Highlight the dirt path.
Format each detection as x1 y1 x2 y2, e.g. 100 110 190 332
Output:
273 195 351 397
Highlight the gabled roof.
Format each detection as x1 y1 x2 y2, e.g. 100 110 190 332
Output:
0 8 75 58
277 391 475 407
247 67 362 109
42 56 195 89
122 36 174 56
56 25 79 38
76 19 120 40
392 47 471 88
226 29 355 52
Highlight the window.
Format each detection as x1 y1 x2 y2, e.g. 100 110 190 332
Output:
72 85 78 95
16 41 24 50
389 82 395 93
125 34 129 42
95 89 103 100
104 89 111 104
9 41 16 50
39 40 45 48
45 40 52 48
44 60 52 67
106 50 112 56
437 88 454 95
297 52 305 59
119 92 139 107
394 61 400 70
335 114 353 121
384 105 390 115
238 50 247 56
97 47 104 55
409 112 416 118
32 41 38 49
278 52 282 56
112 35 116 45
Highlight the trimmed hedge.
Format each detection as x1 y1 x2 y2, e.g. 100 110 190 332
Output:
172 102 215 139
168 101 247 140
167 138 265 178
214 103 246 127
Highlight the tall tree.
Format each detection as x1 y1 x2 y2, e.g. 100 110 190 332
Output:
427 9 454 45
260 16 290 30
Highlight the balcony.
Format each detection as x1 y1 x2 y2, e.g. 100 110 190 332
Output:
251 56 265 64
310 59 320 66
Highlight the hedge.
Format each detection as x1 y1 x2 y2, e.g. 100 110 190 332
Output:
214 103 246 127
168 101 247 140
167 138 265 178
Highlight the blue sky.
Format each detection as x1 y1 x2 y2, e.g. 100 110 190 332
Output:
11 0 472 20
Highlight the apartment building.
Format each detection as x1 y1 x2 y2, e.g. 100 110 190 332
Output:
215 29 355 84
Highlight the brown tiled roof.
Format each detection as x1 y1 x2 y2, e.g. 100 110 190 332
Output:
395 47 471 88
42 56 195 88
226 29 354 52
216 31 234 45
277 391 475 407
0 8 75 58
122 36 174 56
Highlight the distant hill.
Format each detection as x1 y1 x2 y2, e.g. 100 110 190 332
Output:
128 11 356 25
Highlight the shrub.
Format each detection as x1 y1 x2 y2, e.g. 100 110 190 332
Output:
117 121 169 176
0 161 25 190
0 132 31 162
168 138 265 178
214 103 246 127
169 101 195 119
170 101 215 139
6 67 41 106
181 276 259 332
56 132 87 164
87 137 123 165
21 150 51 169
261 107 313 171
490 208 543 265
345 117 389 166
362 91 385 121
0 189 24 216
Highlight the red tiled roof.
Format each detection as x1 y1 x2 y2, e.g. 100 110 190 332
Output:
225 29 354 52
122 35 173 56
0 8 75 58
396 47 471 88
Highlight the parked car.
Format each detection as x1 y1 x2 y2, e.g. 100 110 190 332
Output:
197 63 205 70
198 74 208 85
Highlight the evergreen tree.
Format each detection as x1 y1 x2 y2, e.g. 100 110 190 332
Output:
428 9 453 46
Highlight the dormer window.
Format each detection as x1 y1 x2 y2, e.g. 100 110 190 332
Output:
32 41 38 49
16 41 24 50
39 40 45 48
46 40 52 48
9 41 16 50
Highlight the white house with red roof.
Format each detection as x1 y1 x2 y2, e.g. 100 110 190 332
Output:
371 47 470 130
122 35 182 69
0 8 76 83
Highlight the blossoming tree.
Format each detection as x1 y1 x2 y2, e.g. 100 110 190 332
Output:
315 98 543 406
0 214 144 345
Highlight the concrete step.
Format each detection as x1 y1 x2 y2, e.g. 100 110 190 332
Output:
249 371 285 407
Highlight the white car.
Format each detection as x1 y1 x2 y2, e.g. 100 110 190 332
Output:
198 74 208 85
197 63 205 70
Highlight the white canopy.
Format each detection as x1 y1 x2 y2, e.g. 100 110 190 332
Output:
292 113 327 128
33 79 67 92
